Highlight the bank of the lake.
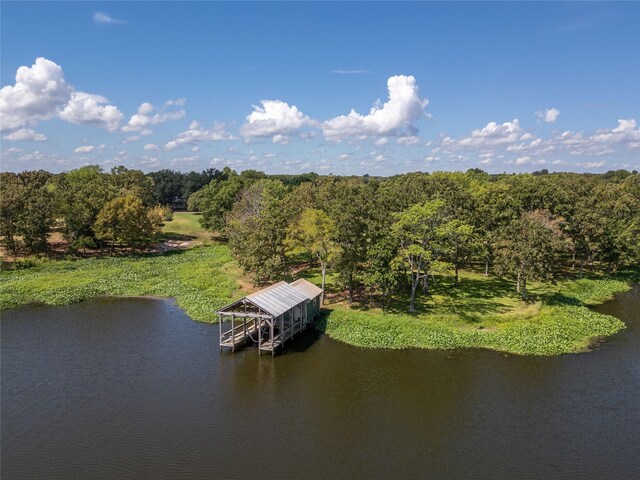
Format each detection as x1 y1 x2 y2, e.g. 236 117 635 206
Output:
0 245 241 323
0 243 636 355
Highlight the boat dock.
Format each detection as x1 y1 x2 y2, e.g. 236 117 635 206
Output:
217 279 323 356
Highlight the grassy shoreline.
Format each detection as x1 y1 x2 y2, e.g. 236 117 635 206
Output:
318 274 635 355
0 245 243 323
1 238 636 355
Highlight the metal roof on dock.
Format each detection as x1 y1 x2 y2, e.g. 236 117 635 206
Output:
246 281 309 317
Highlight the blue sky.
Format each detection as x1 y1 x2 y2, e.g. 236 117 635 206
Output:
1 1 639 175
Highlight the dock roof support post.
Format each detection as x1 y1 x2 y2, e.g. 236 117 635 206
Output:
218 313 222 351
231 313 235 352
270 317 274 357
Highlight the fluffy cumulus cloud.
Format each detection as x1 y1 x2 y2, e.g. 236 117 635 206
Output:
0 58 72 131
122 101 186 134
3 128 47 141
0 57 123 134
322 75 429 141
59 92 123 131
241 100 314 142
457 119 523 148
536 108 560 123
165 121 233 150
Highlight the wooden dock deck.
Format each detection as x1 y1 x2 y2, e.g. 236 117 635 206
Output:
219 320 259 351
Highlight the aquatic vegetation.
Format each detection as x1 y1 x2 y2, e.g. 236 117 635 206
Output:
0 245 241 323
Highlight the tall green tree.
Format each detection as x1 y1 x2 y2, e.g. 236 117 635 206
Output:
55 166 114 243
438 219 476 287
494 210 566 300
19 171 55 253
363 232 402 307
195 172 247 232
94 195 155 255
110 166 155 206
392 200 450 313
226 180 289 283
0 171 54 254
285 208 337 302
317 178 373 303
0 172 23 253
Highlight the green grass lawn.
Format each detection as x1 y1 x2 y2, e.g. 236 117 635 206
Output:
0 245 242 323
318 269 637 355
161 212 216 245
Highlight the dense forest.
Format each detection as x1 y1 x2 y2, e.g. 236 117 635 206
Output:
1 167 638 310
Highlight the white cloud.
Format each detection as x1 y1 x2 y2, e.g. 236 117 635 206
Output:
60 92 123 131
0 57 72 131
396 135 421 145
3 128 47 141
122 101 186 133
272 134 290 144
192 146 200 152
165 98 186 106
569 145 615 156
165 121 233 150
241 100 314 142
2 147 23 155
74 145 95 153
536 108 560 123
580 161 606 169
592 118 640 144
124 135 140 143
0 57 123 133
144 143 160 151
374 137 389 146
93 12 127 25
323 75 429 141
457 119 522 148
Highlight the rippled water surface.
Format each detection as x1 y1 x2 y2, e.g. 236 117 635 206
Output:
2 286 639 479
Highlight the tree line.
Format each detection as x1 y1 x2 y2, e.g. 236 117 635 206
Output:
189 168 639 307
0 165 317 257
0 166 174 255
2 165 638 310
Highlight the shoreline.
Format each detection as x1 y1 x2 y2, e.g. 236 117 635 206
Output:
2 258 637 356
315 279 635 356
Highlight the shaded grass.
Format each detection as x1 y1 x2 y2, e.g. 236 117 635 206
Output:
317 270 637 355
0 245 242 323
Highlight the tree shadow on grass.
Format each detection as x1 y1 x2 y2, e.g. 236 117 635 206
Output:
158 233 197 242
374 275 517 318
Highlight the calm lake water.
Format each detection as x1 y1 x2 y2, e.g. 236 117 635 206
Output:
2 286 639 479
